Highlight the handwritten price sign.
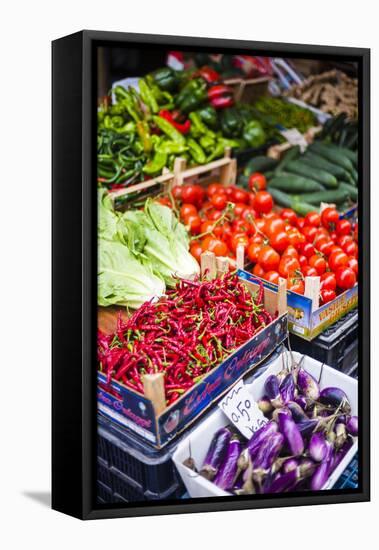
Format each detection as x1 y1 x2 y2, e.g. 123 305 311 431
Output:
218 380 268 439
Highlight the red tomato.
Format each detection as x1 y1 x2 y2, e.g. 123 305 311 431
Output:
200 220 214 234
270 231 290 253
207 182 224 198
263 212 278 221
302 225 318 243
329 231 338 242
336 219 352 236
208 209 223 222
255 218 266 232
317 239 334 257
211 193 227 210
329 249 349 272
253 263 265 278
219 222 233 239
337 235 353 248
302 242 315 258
302 266 318 277
232 219 250 234
185 214 202 235
348 257 358 275
321 272 337 291
278 256 300 278
181 184 200 204
248 172 267 192
304 212 321 227
230 233 250 253
233 202 247 217
298 254 307 268
321 289 336 304
264 270 280 284
343 241 358 257
201 236 228 256
250 234 264 245
265 217 286 238
242 207 257 225
282 245 299 259
171 185 182 200
288 278 305 295
321 207 339 229
233 188 249 204
224 185 236 198
308 254 327 275
258 245 280 272
190 241 203 262
280 208 297 225
335 267 356 290
157 197 172 208
247 242 262 263
180 203 198 219
253 191 273 214
287 228 305 249
296 217 306 230
353 224 358 242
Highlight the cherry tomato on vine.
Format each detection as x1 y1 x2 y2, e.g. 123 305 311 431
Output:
201 236 228 256
211 193 227 210
317 239 334 257
233 188 249 204
180 203 198 219
171 185 182 200
248 172 267 192
230 233 250 253
253 191 273 214
207 182 224 198
181 184 201 205
282 245 299 259
321 207 339 229
247 242 262 263
304 212 321 227
278 256 300 278
265 217 286 238
258 245 280 271
270 231 290 253
185 214 202 235
302 225 318 243
296 217 306 230
190 241 203 261
280 208 297 225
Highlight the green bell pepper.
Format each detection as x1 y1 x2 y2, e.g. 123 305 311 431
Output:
196 106 219 129
220 107 244 138
242 120 266 148
151 67 179 92
175 78 207 114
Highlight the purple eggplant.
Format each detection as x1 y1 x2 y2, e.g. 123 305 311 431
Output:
294 395 308 410
280 373 296 404
298 457 316 477
272 407 291 423
253 432 285 471
335 422 347 450
309 432 328 462
319 387 351 413
214 436 242 490
264 375 282 406
258 396 274 415
200 426 232 480
287 401 309 423
310 442 333 490
346 415 358 436
278 411 304 455
265 469 298 493
282 457 299 474
297 418 319 439
297 368 320 401
247 420 278 459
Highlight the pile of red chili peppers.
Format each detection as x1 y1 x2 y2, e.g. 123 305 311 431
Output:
98 272 274 406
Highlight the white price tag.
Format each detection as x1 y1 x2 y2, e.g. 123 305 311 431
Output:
280 128 308 152
218 380 268 439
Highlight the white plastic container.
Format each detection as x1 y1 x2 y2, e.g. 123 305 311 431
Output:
173 352 358 498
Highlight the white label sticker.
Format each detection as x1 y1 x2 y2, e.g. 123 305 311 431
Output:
218 380 268 439
280 128 308 152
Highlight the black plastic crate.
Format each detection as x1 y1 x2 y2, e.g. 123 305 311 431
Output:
97 413 186 502
289 309 358 375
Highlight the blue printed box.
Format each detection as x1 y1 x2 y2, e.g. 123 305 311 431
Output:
97 273 288 448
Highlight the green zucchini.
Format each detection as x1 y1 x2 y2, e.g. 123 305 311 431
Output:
243 156 278 177
285 159 338 188
303 152 349 180
274 146 301 174
268 174 324 193
339 182 358 202
309 142 355 174
267 187 316 216
291 188 350 206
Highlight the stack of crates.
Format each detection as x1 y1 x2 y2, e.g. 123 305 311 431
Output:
97 414 186 504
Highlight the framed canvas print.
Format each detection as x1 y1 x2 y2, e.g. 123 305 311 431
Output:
52 30 370 520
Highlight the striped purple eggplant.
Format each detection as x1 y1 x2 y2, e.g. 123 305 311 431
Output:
287 401 309 423
258 396 274 415
346 415 358 436
298 457 316 477
280 373 296 404
265 469 298 493
247 420 278 460
252 432 284 471
282 457 299 474
200 426 232 480
264 375 282 406
297 368 320 401
272 407 291 423
294 395 308 410
214 437 242 490
297 418 319 439
309 432 328 462
319 387 351 413
310 441 334 490
278 411 304 455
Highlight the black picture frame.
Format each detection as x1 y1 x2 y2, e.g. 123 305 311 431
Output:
52 30 370 520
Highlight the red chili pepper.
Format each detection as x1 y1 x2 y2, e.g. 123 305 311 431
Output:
158 109 191 134
209 95 234 109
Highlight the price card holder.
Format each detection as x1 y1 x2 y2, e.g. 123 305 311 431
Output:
280 128 308 152
218 380 268 439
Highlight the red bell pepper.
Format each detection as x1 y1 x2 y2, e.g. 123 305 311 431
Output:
207 85 234 109
195 65 221 84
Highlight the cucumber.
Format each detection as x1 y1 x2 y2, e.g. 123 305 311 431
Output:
291 188 350 206
339 182 358 202
267 187 316 216
303 152 349 180
243 156 278 177
268 174 324 193
274 146 301 174
309 142 355 174
323 142 358 165
285 159 338 188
